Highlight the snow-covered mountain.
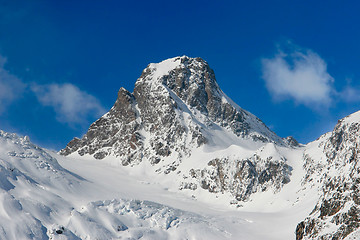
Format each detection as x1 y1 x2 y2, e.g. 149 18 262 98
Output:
296 111 360 240
60 56 286 160
2 56 360 239
60 56 295 203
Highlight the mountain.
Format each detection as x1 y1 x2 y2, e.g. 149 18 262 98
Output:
296 111 360 240
61 56 286 160
60 56 295 202
2 56 360 239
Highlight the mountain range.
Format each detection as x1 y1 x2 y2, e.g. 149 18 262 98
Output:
1 56 360 239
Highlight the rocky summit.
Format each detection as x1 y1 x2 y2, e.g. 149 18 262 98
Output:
61 56 284 160
60 56 293 202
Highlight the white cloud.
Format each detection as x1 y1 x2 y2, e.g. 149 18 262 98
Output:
32 83 105 125
0 55 26 113
338 79 360 103
261 44 334 108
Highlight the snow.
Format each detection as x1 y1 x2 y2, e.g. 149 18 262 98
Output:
55 153 319 240
342 110 360 125
147 56 183 82
0 129 326 239
3 55 352 239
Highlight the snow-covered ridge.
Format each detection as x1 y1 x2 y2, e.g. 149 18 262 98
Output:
145 56 185 83
296 112 360 239
0 130 81 239
0 130 80 190
341 110 360 125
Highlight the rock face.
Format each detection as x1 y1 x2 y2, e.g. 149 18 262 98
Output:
60 56 284 162
60 56 291 201
60 87 142 165
181 143 292 201
297 112 360 240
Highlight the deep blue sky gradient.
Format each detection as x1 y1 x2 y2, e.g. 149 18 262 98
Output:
1 0 360 149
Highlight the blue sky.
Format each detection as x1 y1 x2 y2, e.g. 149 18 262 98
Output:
0 0 360 149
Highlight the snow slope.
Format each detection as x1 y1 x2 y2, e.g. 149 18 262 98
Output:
57 149 320 240
0 129 322 240
0 130 235 239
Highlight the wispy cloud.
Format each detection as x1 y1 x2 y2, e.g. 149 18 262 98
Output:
261 43 334 109
0 53 105 127
338 79 360 103
32 83 106 125
0 55 26 113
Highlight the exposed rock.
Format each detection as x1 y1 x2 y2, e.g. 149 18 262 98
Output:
60 87 143 164
182 144 292 201
285 136 300 147
60 56 292 203
296 221 305 240
61 56 285 164
298 112 360 239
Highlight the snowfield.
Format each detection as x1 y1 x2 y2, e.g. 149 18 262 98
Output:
0 129 323 240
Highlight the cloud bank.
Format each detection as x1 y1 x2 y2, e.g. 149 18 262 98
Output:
32 83 105 125
261 44 334 108
0 55 26 113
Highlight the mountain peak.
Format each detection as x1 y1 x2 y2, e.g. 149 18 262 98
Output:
147 56 206 71
135 56 221 116
61 56 285 165
137 56 211 87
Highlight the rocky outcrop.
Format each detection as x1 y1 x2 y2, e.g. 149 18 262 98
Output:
60 88 143 165
181 143 291 201
297 112 360 239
